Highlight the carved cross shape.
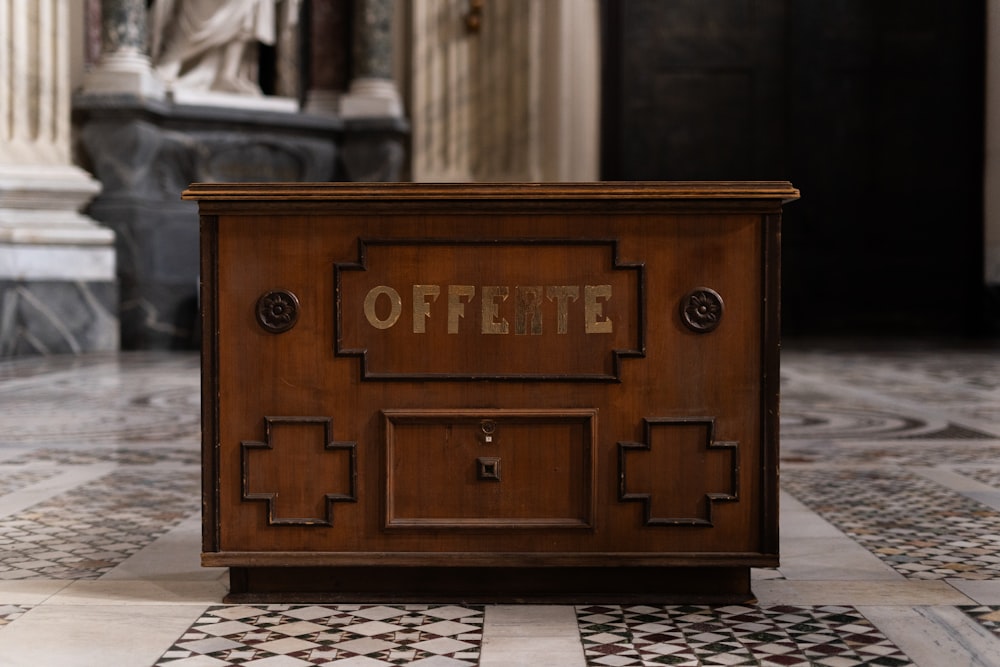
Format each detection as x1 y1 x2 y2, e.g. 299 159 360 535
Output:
241 416 357 526
618 417 738 526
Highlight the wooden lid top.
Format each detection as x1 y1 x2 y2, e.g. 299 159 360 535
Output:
183 181 799 203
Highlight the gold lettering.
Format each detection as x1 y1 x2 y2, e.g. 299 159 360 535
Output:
584 285 613 334
481 286 509 334
447 285 475 333
412 285 440 333
515 286 544 335
364 285 402 329
363 283 615 335
546 286 579 334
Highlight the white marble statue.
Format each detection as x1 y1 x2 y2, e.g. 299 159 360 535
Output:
149 0 280 95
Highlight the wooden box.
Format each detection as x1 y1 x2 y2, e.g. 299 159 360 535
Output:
187 182 799 602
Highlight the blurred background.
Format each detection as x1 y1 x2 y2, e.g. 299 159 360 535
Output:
0 0 994 357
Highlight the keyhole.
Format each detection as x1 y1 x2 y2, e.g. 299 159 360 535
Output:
480 419 497 445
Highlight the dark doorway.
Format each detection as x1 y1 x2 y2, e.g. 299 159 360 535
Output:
602 0 986 336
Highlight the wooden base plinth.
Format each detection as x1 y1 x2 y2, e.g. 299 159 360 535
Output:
224 566 755 604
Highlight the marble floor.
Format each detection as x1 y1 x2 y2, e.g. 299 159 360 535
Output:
0 339 999 666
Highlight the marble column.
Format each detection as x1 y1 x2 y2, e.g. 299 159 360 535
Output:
81 0 164 99
305 0 351 114
0 0 118 356
407 0 597 183
340 0 403 118
274 0 305 101
537 0 600 182
409 0 474 181
470 0 542 181
409 0 543 182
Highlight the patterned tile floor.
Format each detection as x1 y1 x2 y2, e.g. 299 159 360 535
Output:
156 604 485 666
0 468 199 580
780 469 1000 581
577 604 914 666
0 341 999 666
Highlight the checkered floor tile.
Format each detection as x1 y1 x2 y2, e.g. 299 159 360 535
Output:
577 605 913 666
0 468 199 580
781 468 1000 580
960 606 1000 640
0 468 59 495
155 604 484 666
961 468 1000 488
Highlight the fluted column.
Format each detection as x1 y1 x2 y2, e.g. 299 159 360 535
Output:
407 0 598 183
410 0 474 181
81 0 163 99
340 0 403 118
538 0 600 182
274 0 305 101
0 0 108 236
409 0 545 182
470 0 542 181
1 0 118 356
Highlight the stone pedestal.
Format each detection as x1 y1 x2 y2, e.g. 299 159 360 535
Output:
74 94 409 350
0 0 119 357
340 78 403 118
340 0 403 118
0 165 119 357
82 0 164 99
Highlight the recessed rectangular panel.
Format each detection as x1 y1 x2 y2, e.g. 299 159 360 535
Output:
337 240 643 380
383 409 597 529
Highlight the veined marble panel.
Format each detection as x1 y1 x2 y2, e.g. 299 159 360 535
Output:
0 280 118 356
0 245 114 281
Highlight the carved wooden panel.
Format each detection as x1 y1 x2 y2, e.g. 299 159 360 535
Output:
383 409 597 529
241 417 356 526
336 240 644 380
618 417 738 526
